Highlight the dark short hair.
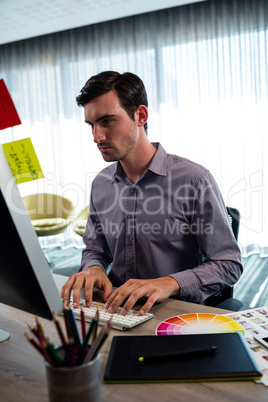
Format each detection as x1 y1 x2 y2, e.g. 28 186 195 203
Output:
76 71 148 133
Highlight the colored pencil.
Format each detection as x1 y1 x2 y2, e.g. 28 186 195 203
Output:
25 308 110 367
42 338 63 367
53 313 67 348
63 302 71 339
80 304 86 340
63 337 75 367
35 314 45 339
84 318 112 363
24 332 45 357
26 323 41 340
91 306 99 344
67 305 81 346
75 308 99 365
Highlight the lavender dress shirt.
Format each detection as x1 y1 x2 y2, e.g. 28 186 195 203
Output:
80 143 242 303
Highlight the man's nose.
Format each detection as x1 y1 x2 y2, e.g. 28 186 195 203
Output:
93 127 106 143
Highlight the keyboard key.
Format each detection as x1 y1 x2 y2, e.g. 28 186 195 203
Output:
70 300 154 331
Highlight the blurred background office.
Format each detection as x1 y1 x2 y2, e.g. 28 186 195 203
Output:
0 0 267 308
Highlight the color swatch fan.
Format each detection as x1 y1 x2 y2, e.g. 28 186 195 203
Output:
156 313 244 335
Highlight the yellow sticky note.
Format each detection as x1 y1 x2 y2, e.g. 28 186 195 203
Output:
2 138 44 184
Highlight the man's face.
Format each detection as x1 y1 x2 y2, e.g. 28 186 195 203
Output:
84 90 139 163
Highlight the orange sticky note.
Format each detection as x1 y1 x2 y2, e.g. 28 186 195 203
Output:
0 79 21 130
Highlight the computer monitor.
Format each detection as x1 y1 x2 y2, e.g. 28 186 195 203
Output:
0 145 63 342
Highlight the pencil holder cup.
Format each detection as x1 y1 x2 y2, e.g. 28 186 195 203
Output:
45 353 101 402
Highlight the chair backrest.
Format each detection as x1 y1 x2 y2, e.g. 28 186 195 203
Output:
23 193 75 220
204 206 240 307
226 207 240 241
72 205 90 237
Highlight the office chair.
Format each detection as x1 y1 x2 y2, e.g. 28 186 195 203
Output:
72 205 90 237
204 207 243 311
23 193 75 237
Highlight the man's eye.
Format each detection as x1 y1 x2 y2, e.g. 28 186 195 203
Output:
102 119 113 125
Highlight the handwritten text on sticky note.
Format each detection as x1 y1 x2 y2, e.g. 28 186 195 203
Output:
2 138 44 184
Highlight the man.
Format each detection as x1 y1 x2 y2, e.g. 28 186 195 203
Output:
61 71 242 315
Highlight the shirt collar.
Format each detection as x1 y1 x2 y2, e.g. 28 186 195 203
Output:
147 142 167 176
107 142 167 182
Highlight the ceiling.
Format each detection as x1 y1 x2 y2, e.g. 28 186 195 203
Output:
0 0 206 45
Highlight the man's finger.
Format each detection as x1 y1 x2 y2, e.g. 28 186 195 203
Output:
139 293 158 315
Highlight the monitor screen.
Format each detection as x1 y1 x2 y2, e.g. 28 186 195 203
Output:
0 146 63 327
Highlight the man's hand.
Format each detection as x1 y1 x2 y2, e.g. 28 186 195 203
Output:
104 276 180 316
61 266 113 308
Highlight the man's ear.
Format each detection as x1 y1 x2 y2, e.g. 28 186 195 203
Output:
135 105 148 127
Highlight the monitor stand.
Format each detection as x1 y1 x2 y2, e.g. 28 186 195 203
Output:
0 329 10 342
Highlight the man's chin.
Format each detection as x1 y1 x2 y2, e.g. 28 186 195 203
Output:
101 153 117 162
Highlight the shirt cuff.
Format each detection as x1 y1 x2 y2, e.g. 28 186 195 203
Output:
170 270 202 302
79 259 106 273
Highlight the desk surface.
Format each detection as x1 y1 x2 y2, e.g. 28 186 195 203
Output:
0 300 267 402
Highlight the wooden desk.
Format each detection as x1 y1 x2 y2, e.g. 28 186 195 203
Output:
0 300 267 402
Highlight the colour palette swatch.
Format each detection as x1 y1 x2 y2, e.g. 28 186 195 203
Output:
156 313 244 336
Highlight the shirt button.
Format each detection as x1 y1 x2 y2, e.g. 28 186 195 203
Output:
128 240 132 246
